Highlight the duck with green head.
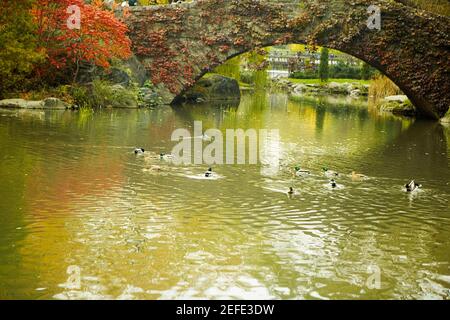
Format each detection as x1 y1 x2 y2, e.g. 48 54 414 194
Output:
294 165 310 177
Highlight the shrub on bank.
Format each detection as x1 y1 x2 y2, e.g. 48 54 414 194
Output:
71 80 138 108
369 75 402 101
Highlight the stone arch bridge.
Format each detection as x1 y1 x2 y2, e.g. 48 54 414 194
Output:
124 0 450 119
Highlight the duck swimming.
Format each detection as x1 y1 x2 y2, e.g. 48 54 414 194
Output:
405 180 421 192
294 166 310 177
288 187 295 195
134 148 145 154
159 153 173 161
330 179 338 188
323 167 339 177
351 171 368 180
205 168 213 178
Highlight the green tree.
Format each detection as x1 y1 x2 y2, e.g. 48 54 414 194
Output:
0 0 44 97
319 47 329 82
361 62 371 80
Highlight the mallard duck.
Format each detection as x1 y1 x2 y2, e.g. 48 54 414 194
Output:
351 171 368 180
405 180 421 192
330 179 338 188
134 148 145 154
159 153 173 161
288 187 295 195
294 166 310 177
323 167 339 177
205 167 213 178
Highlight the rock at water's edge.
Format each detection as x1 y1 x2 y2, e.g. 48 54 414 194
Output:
380 95 416 117
0 98 70 110
43 98 70 109
181 74 241 103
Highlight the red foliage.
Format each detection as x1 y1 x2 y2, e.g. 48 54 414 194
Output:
32 0 131 76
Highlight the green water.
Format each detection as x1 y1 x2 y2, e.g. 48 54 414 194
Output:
0 92 449 299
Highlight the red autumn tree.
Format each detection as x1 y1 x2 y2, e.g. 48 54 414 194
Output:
32 0 131 82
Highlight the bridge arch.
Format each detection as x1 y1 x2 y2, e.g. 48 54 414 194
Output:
125 0 450 119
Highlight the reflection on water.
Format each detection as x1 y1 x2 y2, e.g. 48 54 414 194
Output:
0 92 449 300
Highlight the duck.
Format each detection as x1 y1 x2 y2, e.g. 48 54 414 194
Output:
405 180 421 192
294 166 310 177
323 167 339 177
287 187 295 196
159 153 173 161
205 167 213 178
351 171 368 180
134 148 145 155
330 179 338 188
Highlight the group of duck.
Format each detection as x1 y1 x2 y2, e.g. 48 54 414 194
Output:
134 148 213 177
134 148 422 194
287 166 363 195
288 165 422 195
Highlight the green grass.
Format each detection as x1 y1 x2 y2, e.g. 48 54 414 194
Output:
287 78 371 85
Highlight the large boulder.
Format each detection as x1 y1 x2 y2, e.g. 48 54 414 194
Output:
0 99 40 108
292 83 307 95
380 95 416 117
384 95 409 103
43 98 70 109
138 85 163 107
0 98 69 109
181 74 240 103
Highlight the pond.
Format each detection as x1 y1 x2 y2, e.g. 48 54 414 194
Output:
0 91 449 299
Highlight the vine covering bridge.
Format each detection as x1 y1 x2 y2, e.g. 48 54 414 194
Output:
124 0 450 119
